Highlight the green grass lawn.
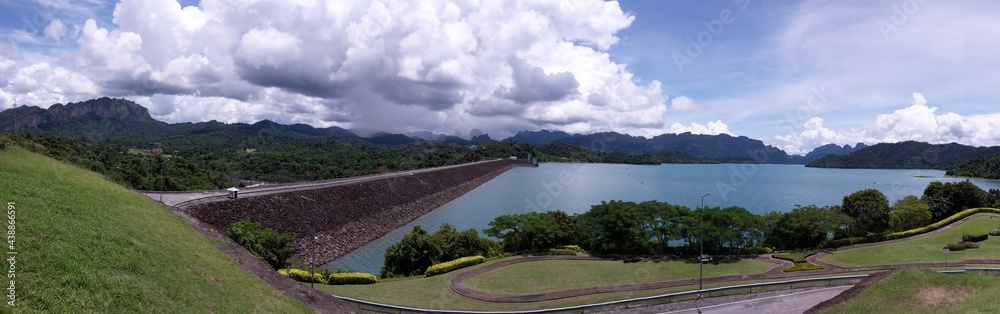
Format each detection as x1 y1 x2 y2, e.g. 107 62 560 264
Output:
0 146 310 313
464 258 775 295
821 269 1000 314
820 216 1000 267
773 251 815 263
319 258 867 312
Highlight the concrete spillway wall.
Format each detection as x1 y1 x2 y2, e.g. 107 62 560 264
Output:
185 159 531 267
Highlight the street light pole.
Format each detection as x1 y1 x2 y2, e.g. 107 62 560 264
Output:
700 193 710 292
300 195 318 288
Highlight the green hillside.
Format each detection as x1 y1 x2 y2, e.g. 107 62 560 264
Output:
0 146 310 313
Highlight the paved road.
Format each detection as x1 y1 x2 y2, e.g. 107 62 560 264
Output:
651 286 851 314
140 159 506 208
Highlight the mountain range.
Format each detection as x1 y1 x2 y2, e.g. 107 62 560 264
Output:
0 97 993 167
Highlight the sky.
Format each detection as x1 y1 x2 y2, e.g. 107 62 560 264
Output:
1 0 998 154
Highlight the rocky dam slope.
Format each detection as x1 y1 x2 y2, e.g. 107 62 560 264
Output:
185 159 531 267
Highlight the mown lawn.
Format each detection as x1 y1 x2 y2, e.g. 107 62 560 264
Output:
820 216 1000 267
822 269 1000 314
319 256 795 311
464 258 775 295
0 146 310 313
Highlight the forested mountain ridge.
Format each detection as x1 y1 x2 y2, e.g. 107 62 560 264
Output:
511 130 793 164
947 155 1000 180
806 141 1000 170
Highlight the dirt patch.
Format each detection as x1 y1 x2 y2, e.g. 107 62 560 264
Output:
915 286 969 308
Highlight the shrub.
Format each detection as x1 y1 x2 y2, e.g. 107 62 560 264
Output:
327 272 378 285
783 262 825 272
962 232 989 243
547 248 578 256
227 220 297 269
425 255 485 277
0 134 10 150
946 241 979 251
556 245 584 252
278 268 325 284
989 229 1000 237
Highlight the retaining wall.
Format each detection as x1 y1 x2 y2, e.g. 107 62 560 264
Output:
185 159 531 266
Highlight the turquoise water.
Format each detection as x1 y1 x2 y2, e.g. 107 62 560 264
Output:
324 163 1000 274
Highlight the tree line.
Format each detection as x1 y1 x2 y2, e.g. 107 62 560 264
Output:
380 181 1000 277
4 131 713 191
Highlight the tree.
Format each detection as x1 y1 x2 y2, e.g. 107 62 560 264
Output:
763 205 846 250
431 224 499 262
636 201 690 253
380 226 441 278
841 189 891 236
985 189 1000 209
226 220 297 269
922 181 986 219
888 196 931 232
577 201 649 254
484 211 575 253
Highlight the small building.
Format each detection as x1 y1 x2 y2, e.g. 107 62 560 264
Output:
150 142 163 154
227 187 240 199
509 156 518 160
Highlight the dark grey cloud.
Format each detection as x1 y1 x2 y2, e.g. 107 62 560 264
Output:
495 56 579 104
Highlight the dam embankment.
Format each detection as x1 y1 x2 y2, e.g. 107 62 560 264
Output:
184 159 532 266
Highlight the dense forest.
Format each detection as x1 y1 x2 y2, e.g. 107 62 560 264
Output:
807 141 1000 170
947 155 1000 180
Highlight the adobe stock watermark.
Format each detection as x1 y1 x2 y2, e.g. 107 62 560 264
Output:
714 149 768 202
6 201 16 307
523 133 619 213
774 85 828 135
673 0 751 73
877 0 931 40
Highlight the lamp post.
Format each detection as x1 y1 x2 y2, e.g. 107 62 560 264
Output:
700 193 710 292
300 195 318 288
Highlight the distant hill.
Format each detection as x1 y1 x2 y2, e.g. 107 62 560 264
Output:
510 130 791 163
791 143 868 164
806 141 1000 169
946 155 1000 179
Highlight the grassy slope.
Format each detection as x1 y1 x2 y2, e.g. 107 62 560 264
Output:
820 216 1000 267
822 269 1000 314
464 259 774 295
0 146 310 313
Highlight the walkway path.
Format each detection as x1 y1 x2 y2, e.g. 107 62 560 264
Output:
141 159 507 208
450 213 1000 303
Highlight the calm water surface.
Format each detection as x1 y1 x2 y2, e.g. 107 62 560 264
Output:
324 163 1000 274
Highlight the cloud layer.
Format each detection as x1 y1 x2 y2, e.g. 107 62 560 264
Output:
1 0 672 138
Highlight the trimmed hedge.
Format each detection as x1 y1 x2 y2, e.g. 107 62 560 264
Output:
327 272 378 285
962 232 989 243
783 261 825 272
946 241 979 251
557 245 584 252
825 208 1000 248
278 268 325 284
425 255 485 277
990 229 1000 237
547 248 579 256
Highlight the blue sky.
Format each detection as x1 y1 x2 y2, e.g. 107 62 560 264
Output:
1 0 998 154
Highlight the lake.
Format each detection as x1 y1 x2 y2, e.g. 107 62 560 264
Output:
323 163 1000 274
